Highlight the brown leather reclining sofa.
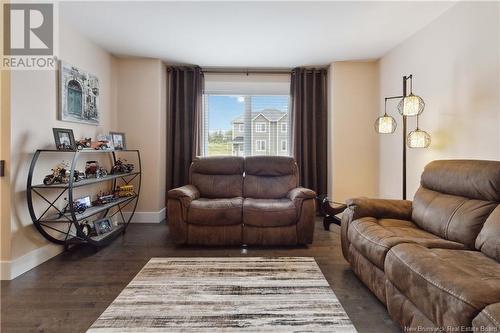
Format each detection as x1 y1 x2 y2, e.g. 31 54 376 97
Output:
167 156 316 246
341 159 500 331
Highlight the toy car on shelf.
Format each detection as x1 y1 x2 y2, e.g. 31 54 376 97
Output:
58 197 89 217
92 191 118 206
76 138 110 150
85 161 107 179
43 162 83 185
110 159 134 174
115 185 135 197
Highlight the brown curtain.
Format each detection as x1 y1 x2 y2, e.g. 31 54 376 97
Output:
166 66 204 191
290 67 328 195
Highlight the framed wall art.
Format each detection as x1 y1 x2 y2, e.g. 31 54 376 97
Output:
59 61 100 125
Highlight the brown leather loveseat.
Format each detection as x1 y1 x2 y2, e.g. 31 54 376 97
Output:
341 160 500 332
168 156 316 246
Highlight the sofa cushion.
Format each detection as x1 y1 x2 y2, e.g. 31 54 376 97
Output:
386 243 500 328
348 217 464 270
190 156 244 198
243 198 297 227
411 160 500 248
476 205 500 261
472 303 500 331
412 187 497 248
243 156 298 199
420 159 500 201
187 197 243 226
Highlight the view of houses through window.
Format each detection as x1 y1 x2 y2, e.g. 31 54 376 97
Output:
204 95 290 156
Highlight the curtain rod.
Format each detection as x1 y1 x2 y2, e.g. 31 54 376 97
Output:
201 69 292 75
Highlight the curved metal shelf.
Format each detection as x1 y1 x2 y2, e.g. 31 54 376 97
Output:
31 171 141 189
27 149 142 249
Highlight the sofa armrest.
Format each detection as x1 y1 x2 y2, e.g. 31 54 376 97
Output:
168 185 200 206
345 197 412 221
340 197 412 261
287 187 316 203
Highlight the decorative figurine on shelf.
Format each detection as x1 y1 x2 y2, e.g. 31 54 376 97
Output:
110 159 134 174
79 220 96 237
58 196 91 218
76 138 110 150
43 162 83 185
115 184 135 197
84 161 107 179
92 191 118 206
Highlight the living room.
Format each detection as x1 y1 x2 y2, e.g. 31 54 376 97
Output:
1 1 499 332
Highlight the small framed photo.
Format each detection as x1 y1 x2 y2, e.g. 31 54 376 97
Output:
53 128 76 151
93 218 113 235
109 132 126 150
75 196 92 208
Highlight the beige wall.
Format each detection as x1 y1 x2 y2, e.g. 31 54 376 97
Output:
1 0 12 265
1 68 11 263
328 61 379 202
115 58 166 215
4 17 118 278
379 1 500 199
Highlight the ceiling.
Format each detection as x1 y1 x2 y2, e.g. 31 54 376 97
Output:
60 1 456 68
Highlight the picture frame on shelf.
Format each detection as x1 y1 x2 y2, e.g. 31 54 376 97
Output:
74 196 92 208
94 218 113 235
110 132 126 150
52 128 76 151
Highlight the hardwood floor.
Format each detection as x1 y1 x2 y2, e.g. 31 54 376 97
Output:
1 220 400 333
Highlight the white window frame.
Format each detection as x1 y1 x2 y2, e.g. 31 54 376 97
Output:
280 139 287 152
281 123 287 133
238 123 244 132
255 122 267 133
256 140 266 152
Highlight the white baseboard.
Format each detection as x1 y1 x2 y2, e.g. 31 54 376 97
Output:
123 207 166 223
0 243 64 280
0 209 166 280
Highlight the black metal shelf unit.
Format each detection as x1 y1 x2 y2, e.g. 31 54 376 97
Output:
27 149 142 249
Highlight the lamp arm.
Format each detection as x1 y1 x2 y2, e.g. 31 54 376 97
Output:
385 95 404 101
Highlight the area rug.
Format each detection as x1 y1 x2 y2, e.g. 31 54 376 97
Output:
87 257 357 332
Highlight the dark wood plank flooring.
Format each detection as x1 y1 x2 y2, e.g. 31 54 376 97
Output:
1 220 400 333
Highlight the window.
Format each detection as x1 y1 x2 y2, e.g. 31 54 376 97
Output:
256 140 266 152
202 73 291 157
281 123 287 133
255 122 267 133
280 140 287 152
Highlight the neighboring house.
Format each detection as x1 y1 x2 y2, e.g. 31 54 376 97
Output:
231 108 289 156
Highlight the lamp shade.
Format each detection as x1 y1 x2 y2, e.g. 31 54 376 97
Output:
374 114 397 134
407 128 431 148
398 94 425 116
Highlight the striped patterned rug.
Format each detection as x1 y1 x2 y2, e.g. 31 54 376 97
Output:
88 257 357 332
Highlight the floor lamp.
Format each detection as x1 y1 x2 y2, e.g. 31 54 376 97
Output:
374 75 431 200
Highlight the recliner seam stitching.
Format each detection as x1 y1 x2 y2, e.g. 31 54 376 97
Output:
388 249 478 309
444 199 467 239
350 222 391 250
482 309 500 327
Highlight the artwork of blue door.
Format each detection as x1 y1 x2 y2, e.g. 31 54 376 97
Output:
67 80 82 117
